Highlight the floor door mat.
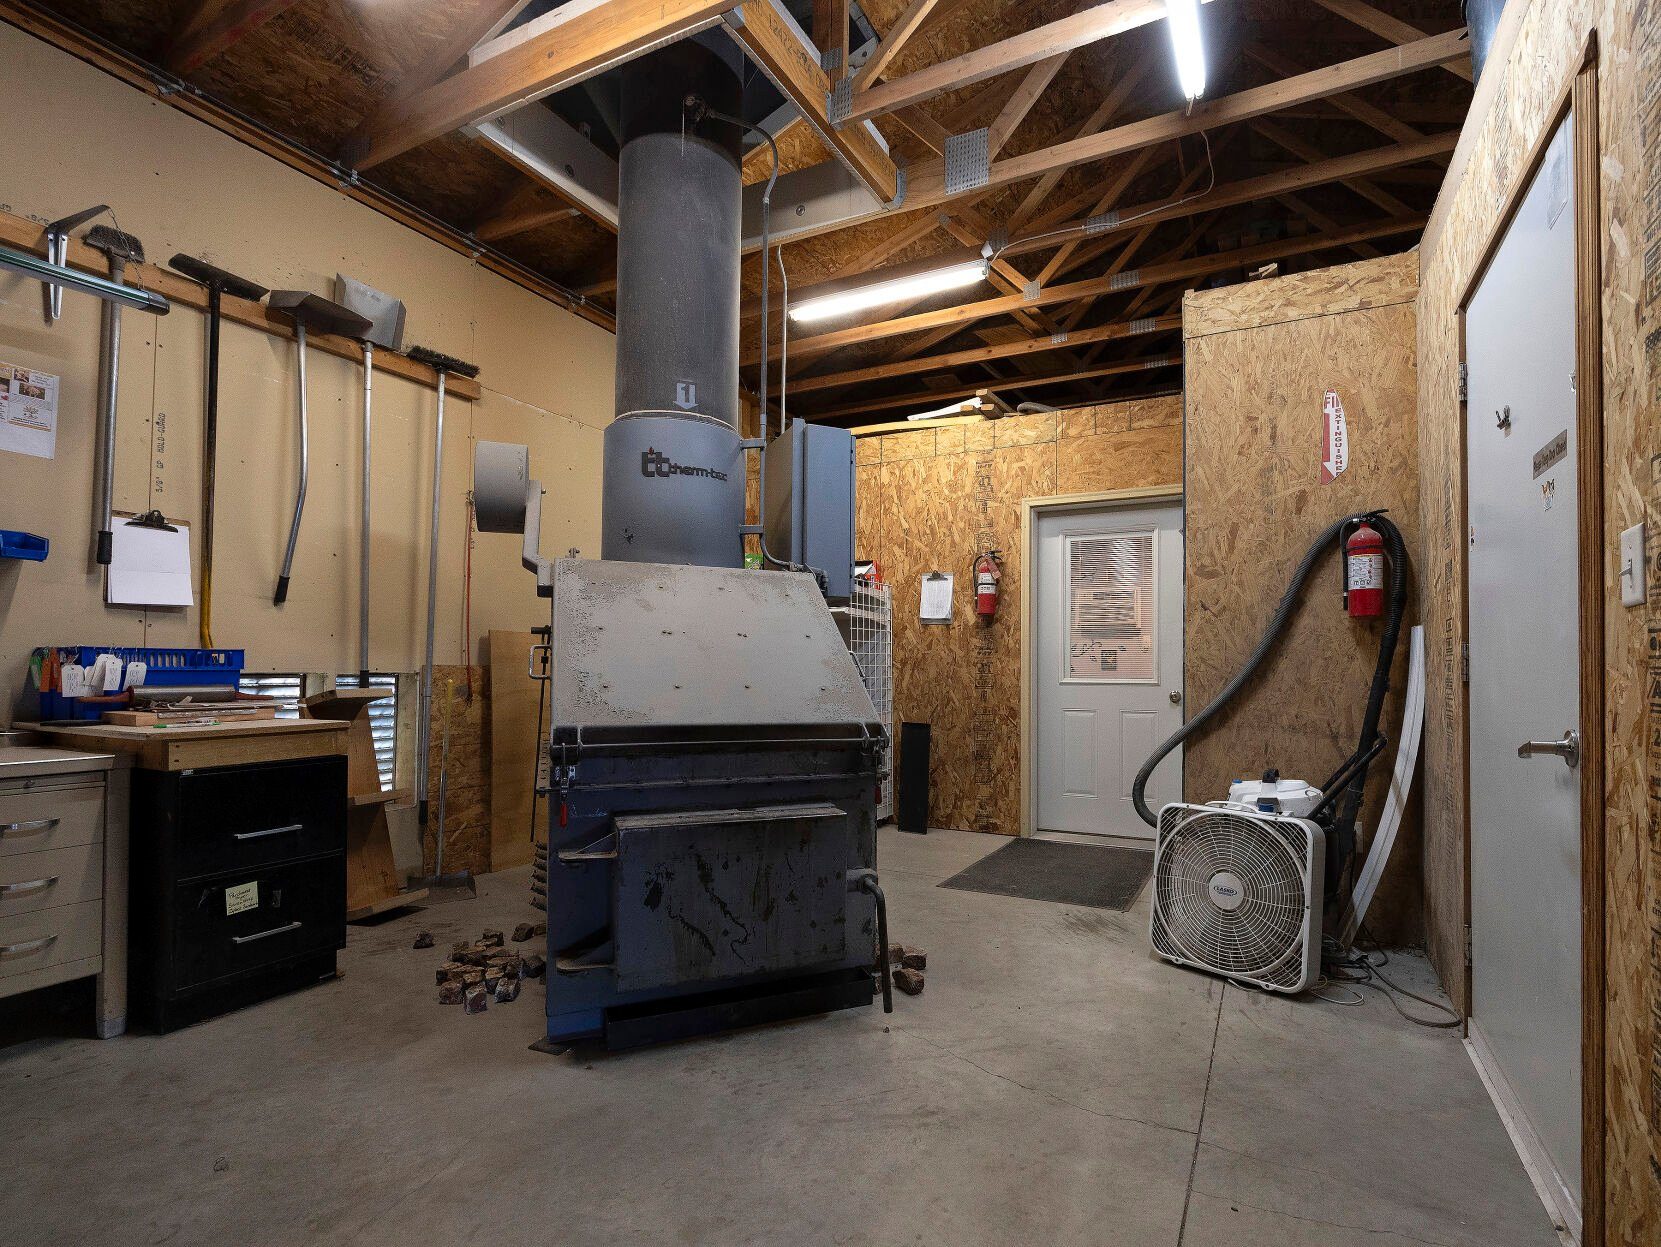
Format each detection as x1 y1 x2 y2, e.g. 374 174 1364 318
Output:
938 838 1153 911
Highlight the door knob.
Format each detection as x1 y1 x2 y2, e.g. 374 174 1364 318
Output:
1517 728 1579 769
1168 690 1182 704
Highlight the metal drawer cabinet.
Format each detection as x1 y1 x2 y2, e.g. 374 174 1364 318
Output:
0 748 130 1038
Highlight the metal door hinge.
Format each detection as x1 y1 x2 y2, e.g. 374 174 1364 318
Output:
1463 924 1472 968
1456 362 1468 403
1460 640 1469 685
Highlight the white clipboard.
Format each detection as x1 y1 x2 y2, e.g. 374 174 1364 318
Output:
106 511 194 607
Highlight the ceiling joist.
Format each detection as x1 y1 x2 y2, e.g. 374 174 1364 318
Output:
165 0 301 75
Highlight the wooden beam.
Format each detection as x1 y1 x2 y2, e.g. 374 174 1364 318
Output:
812 0 849 72
851 0 942 87
473 183 580 242
1309 0 1473 81
987 52 1068 155
165 0 302 75
342 0 530 160
1249 116 1413 219
346 0 738 169
759 216 1423 364
1008 57 1151 231
1243 41 1423 145
728 0 900 200
845 0 1203 125
805 352 1181 420
779 314 1182 395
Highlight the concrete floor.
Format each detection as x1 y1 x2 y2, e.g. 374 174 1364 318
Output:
1 827 1558 1246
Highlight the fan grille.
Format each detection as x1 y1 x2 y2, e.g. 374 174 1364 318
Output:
1152 806 1315 991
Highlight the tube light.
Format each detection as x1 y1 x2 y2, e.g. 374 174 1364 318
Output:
789 260 988 324
1166 0 1207 101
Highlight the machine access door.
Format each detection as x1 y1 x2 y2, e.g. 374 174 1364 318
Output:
611 803 852 993
1464 113 1582 1237
1034 499 1183 839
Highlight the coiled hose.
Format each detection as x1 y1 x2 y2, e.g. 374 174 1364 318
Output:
1131 511 1408 897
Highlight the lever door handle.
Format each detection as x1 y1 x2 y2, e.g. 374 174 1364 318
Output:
1517 728 1580 769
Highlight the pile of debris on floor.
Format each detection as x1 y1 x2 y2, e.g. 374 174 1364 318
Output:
419 923 547 1014
888 943 926 996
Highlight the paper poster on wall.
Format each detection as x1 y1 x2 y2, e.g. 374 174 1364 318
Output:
0 361 60 460
1320 389 1349 484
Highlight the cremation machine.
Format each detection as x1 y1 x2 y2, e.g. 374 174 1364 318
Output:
476 31 887 1049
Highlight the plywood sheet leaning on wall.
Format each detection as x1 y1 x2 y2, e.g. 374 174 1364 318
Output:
425 665 489 878
1182 251 1422 945
853 396 1180 836
488 630 542 871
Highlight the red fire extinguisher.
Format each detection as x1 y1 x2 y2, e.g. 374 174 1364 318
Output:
1344 521 1385 618
974 550 1003 620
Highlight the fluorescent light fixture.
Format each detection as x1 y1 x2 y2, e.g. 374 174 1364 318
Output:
789 260 988 323
1166 0 1206 101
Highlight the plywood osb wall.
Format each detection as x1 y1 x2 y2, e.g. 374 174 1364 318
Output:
854 396 1181 840
1182 250 1422 947
1414 0 1656 1236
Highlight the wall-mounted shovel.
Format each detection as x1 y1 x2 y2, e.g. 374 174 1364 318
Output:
167 256 269 646
266 291 371 606
84 225 148 568
331 274 407 682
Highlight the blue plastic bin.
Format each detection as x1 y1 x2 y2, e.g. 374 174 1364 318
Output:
36 646 245 721
0 531 47 561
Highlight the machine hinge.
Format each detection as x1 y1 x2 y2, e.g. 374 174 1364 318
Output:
1456 362 1468 403
1460 640 1470 685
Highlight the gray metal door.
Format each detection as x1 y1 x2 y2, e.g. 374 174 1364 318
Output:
1035 500 1183 838
1464 113 1582 1230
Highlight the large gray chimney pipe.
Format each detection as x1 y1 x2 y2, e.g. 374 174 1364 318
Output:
600 32 747 568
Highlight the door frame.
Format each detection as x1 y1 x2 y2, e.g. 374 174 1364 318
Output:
1019 485 1183 840
1453 33 1604 1247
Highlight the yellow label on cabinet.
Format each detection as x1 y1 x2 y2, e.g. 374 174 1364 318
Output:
224 881 259 915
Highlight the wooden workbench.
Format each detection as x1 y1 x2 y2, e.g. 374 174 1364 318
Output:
32 718 348 772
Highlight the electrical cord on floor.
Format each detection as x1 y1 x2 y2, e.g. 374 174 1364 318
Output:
1318 928 1462 1029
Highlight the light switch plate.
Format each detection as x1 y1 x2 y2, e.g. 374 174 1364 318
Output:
1620 521 1646 607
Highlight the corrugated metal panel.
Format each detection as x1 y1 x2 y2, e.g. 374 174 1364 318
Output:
236 672 396 791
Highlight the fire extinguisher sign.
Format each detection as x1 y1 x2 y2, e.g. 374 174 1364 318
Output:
1320 389 1349 484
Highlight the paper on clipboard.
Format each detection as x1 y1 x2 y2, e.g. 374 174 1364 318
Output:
919 572 953 622
107 513 194 606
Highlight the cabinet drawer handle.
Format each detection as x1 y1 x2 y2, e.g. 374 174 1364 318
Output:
0 818 59 837
233 823 303 841
0 876 59 896
231 921 302 945
0 934 58 956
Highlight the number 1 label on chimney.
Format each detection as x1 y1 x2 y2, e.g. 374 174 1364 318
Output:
673 380 697 410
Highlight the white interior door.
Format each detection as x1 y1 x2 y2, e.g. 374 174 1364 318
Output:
1034 500 1183 839
1464 114 1582 1235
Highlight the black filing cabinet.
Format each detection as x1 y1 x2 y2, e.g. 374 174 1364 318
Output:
129 755 347 1031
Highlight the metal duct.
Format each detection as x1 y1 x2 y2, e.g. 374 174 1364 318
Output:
602 33 746 568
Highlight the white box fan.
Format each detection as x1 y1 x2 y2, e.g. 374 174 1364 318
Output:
1150 801 1326 994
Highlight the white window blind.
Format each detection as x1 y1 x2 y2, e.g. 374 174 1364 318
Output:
335 674 398 792
1065 530 1157 683
237 672 398 791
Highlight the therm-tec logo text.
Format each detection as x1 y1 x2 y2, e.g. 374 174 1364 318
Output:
641 447 728 482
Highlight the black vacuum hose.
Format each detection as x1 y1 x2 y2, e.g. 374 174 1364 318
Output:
1130 512 1408 857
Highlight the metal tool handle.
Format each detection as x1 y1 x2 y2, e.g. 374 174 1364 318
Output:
276 320 310 605
0 876 59 896
1 818 59 837
527 642 551 683
232 921 302 945
233 823 303 841
1517 728 1580 768
1 934 58 956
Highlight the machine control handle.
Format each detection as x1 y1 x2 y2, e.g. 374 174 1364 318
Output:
528 642 551 683
1517 728 1580 769
232 921 302 945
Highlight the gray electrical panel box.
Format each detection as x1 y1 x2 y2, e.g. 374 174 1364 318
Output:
763 421 855 600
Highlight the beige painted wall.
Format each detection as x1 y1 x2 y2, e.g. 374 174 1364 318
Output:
0 23 614 718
